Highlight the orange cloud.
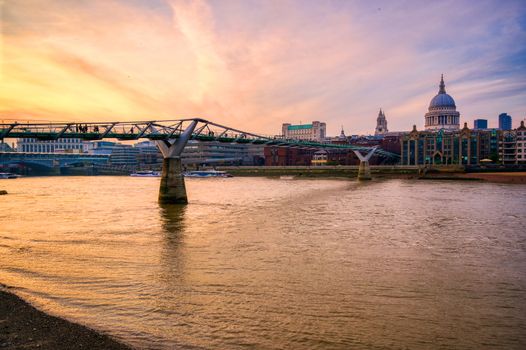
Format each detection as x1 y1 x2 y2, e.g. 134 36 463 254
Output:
1 0 525 134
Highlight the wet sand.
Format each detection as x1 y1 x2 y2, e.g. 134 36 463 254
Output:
0 288 132 350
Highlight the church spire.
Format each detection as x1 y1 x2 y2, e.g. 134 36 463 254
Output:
439 74 446 94
375 108 388 136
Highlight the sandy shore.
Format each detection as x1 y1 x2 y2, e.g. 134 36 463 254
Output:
0 288 132 350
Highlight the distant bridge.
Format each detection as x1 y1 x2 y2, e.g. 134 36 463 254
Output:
0 118 399 203
0 152 109 170
0 152 109 174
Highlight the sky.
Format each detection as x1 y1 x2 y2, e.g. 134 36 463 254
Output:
1 0 525 135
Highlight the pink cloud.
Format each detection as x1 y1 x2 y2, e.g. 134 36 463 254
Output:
1 0 524 134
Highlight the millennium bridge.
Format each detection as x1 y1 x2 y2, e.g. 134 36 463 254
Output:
0 119 399 203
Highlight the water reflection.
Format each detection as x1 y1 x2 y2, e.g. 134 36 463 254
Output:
158 203 188 283
159 204 187 235
0 177 525 349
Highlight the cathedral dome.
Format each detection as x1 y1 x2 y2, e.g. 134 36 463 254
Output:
428 75 456 109
429 93 456 108
424 75 460 131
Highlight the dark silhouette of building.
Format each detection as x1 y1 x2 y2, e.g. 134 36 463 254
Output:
473 119 488 129
264 147 314 166
498 113 512 130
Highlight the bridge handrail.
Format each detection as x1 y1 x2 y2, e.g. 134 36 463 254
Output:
0 118 400 159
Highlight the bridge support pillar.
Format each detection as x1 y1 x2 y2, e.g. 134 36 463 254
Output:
156 120 198 204
159 157 187 204
357 160 371 180
353 147 377 181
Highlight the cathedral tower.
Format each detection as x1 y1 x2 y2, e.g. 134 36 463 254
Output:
375 109 388 136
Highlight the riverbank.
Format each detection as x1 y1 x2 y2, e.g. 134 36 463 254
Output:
0 287 132 350
217 165 526 184
460 172 526 184
217 165 420 178
4 167 526 184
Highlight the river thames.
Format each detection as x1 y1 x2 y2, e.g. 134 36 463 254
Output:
1 176 525 349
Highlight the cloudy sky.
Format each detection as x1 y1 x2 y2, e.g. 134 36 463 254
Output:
1 0 525 135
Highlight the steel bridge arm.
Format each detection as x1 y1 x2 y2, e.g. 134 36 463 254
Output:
56 124 73 139
136 122 153 139
0 123 18 140
101 123 117 138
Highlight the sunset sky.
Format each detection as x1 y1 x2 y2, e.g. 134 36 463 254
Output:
1 0 525 135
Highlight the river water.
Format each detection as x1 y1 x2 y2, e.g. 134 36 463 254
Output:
1 176 525 349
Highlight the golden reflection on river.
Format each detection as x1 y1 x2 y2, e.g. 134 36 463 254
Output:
1 177 525 349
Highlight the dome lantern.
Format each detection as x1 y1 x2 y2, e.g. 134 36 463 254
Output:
439 74 446 94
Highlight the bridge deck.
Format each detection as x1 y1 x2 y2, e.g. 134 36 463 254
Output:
0 119 400 159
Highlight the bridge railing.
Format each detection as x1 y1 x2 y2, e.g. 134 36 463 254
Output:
0 119 400 159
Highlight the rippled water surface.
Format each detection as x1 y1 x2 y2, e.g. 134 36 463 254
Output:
1 176 525 349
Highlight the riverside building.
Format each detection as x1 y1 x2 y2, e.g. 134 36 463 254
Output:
109 144 139 166
182 141 265 166
516 121 526 164
401 122 526 166
134 141 163 166
400 123 499 165
17 138 84 153
499 121 526 165
281 121 326 141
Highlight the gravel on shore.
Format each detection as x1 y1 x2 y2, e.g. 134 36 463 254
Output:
0 288 133 350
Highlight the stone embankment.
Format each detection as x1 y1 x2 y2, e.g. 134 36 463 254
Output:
217 165 419 178
217 166 526 184
460 172 526 184
418 166 526 183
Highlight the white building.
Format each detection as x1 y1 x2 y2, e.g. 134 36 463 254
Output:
110 144 139 166
84 141 117 155
513 120 526 164
17 138 85 153
182 140 264 165
282 121 326 141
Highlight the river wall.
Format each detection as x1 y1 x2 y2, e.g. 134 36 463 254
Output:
216 165 420 178
216 165 526 184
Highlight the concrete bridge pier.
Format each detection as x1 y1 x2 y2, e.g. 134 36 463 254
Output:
353 147 377 181
357 160 371 180
156 120 197 204
158 157 187 204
